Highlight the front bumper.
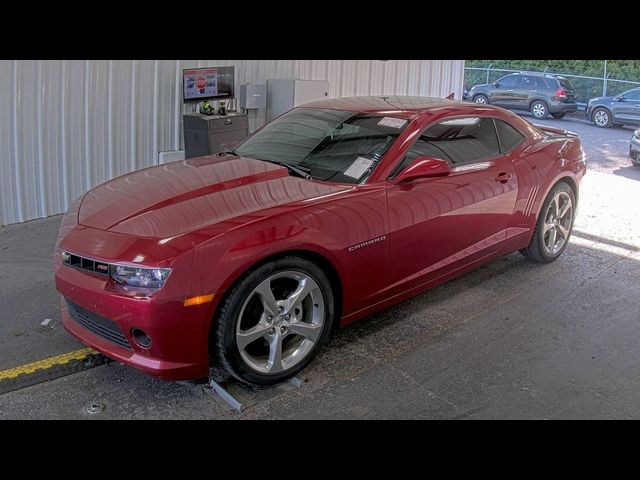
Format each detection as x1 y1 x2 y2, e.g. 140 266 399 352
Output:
54 220 215 381
56 264 212 380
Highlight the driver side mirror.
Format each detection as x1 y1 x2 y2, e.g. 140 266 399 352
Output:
494 82 501 88
616 96 626 102
393 157 452 183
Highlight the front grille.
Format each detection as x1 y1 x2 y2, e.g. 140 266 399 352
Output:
66 300 132 350
61 251 110 276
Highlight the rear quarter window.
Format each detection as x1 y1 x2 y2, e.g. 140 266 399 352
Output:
494 119 525 153
558 78 574 90
536 77 553 89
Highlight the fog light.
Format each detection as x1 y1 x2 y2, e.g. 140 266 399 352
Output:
131 328 151 348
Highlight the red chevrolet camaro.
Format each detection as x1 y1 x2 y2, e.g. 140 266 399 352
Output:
54 96 586 385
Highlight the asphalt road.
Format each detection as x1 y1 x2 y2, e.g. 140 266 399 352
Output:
0 116 638 419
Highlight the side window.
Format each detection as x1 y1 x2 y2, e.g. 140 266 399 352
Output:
518 75 536 89
535 77 551 89
494 119 525 153
393 117 500 175
623 89 640 100
498 75 517 88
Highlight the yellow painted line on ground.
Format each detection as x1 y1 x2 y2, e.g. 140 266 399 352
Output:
0 347 98 381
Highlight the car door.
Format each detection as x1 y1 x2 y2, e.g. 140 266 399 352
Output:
491 74 519 107
386 116 519 293
614 89 640 124
513 74 537 110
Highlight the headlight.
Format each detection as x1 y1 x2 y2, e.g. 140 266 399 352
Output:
109 265 172 289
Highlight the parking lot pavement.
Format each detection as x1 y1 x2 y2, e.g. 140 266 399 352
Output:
1 118 639 419
0 216 84 371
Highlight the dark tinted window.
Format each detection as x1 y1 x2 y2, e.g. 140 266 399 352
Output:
396 117 500 173
518 75 536 89
494 119 525 153
497 75 517 88
623 89 640 100
558 78 574 90
535 77 551 89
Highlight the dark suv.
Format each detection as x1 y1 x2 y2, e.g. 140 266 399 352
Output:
468 72 578 120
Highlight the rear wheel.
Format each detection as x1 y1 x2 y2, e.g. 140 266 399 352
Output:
531 100 549 119
474 94 489 104
551 112 566 119
521 182 575 263
212 256 334 385
592 107 612 128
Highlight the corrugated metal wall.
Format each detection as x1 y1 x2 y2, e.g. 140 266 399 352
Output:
0 59 464 226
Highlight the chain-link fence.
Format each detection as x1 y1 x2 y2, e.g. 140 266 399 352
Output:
464 65 640 106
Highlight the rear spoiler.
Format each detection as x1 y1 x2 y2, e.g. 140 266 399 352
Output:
534 123 579 138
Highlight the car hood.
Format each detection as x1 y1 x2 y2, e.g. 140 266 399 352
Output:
470 83 490 90
78 155 350 238
589 96 613 104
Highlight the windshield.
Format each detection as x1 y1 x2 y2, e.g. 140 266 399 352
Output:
234 108 408 184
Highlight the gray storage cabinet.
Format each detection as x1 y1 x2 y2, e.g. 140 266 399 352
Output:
266 79 330 121
183 112 249 159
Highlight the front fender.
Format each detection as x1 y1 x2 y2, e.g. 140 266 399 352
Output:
198 225 344 304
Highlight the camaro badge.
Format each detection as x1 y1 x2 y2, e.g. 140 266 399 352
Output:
348 235 387 252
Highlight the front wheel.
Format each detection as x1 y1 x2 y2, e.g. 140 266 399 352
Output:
531 100 549 119
474 94 489 104
521 182 575 263
212 256 334 385
592 107 612 128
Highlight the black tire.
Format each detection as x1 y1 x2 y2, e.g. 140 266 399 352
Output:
530 100 549 119
211 255 335 386
551 112 566 119
473 94 489 105
592 107 612 128
520 181 576 263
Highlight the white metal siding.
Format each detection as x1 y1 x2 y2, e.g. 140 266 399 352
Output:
0 60 464 226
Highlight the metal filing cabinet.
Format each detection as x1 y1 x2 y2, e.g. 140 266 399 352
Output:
183 112 249 159
266 79 330 121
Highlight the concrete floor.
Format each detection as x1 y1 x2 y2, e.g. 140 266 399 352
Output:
0 116 639 419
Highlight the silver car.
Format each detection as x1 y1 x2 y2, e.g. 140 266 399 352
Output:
587 88 640 128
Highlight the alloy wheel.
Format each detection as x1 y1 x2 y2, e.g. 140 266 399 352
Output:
542 191 573 255
532 103 546 118
474 96 487 104
594 110 609 127
235 271 325 374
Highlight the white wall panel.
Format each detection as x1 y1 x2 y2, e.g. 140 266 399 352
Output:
0 59 464 226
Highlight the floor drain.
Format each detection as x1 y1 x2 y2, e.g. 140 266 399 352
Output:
86 402 105 414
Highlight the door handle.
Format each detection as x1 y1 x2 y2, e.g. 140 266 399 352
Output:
495 172 512 183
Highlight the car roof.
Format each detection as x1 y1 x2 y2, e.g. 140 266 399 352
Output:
299 95 463 117
504 71 566 80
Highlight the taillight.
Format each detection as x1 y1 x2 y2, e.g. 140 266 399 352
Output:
556 89 567 98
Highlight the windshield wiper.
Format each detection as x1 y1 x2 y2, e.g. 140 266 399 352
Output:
261 160 312 179
217 148 237 157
